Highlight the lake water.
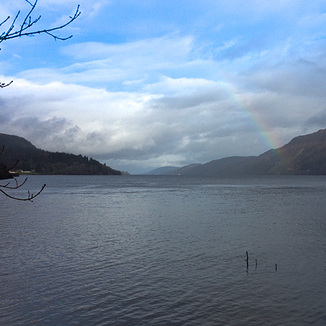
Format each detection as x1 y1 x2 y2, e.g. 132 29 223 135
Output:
1 175 326 325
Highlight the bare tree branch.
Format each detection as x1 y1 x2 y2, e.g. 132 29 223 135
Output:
0 181 46 201
0 176 28 189
0 80 13 88
0 0 81 44
0 145 46 201
0 1 80 200
0 1 80 87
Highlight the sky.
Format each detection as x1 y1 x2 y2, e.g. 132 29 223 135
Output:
1 0 326 174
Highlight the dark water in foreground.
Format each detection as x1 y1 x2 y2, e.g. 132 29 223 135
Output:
1 175 326 325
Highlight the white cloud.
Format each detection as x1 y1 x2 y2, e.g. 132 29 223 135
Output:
61 36 194 75
2 1 326 173
15 35 195 90
2 69 322 174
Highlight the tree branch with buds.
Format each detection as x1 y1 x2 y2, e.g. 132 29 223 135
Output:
0 146 46 201
0 177 46 202
0 0 81 43
0 145 46 201
0 0 81 86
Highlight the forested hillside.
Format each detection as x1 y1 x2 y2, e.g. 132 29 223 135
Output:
0 133 121 177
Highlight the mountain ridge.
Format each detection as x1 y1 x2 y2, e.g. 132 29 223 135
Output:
0 133 121 176
148 129 326 176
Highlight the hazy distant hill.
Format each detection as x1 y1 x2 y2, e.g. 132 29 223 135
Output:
170 157 257 176
0 133 121 176
161 129 326 176
169 163 203 175
146 166 179 175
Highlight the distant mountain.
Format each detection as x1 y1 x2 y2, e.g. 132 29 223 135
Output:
163 129 326 176
170 163 203 175
0 133 121 176
146 166 179 175
255 129 326 175
170 157 257 176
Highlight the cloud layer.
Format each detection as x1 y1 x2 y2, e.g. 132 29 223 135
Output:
1 1 326 173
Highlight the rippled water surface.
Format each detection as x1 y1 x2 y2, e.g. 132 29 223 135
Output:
1 175 326 325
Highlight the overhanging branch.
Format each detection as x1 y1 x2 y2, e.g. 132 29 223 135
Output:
0 145 46 201
0 0 81 44
0 182 46 201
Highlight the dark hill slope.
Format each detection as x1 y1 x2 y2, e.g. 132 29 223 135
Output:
146 166 179 175
256 128 326 174
170 163 203 175
170 129 326 176
0 133 121 175
170 157 256 176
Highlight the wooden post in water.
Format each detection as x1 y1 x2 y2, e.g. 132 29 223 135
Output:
275 263 278 272
246 251 249 270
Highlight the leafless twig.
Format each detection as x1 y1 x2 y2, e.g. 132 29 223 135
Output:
0 145 46 201
0 0 81 44
0 181 46 201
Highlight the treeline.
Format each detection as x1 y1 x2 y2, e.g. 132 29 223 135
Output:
0 133 121 176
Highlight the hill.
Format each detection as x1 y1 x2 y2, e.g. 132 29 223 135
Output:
255 129 326 174
170 157 257 176
0 133 121 177
146 166 179 175
164 129 326 176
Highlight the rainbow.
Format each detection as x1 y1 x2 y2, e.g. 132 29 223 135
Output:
225 83 283 154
